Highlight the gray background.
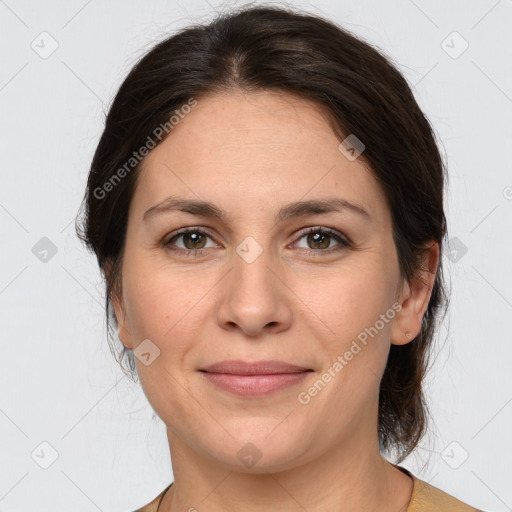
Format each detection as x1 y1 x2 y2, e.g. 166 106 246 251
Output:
1 0 511 510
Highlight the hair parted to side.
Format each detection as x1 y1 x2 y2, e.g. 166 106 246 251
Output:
76 3 448 463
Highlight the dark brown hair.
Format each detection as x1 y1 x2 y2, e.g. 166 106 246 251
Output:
76 3 448 462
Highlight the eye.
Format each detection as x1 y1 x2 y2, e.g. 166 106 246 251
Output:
291 226 351 255
164 228 217 255
163 226 351 256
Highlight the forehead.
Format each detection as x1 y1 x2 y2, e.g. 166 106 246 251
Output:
161 90 341 158
130 90 389 228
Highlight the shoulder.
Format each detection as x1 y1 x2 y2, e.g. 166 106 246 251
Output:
130 475 487 512
131 483 172 512
399 467 485 512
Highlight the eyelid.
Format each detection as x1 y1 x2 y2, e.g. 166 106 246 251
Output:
292 225 351 246
164 225 351 254
163 226 219 249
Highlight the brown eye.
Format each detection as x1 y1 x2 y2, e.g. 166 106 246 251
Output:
181 232 207 250
163 226 350 257
306 231 331 250
164 228 214 254
293 227 350 254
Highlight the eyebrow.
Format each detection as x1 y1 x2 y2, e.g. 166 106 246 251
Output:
143 196 372 224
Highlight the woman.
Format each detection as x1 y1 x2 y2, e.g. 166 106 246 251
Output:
76 4 484 511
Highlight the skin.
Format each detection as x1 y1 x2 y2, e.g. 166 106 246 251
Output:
112 89 439 512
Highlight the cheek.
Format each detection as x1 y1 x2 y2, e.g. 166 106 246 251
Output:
123 279 166 343
122 262 214 374
292 259 396 405
294 261 396 341
124 256 186 330
122 270 206 423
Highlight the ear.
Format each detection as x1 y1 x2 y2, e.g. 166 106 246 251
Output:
111 290 134 350
105 261 133 350
391 241 440 346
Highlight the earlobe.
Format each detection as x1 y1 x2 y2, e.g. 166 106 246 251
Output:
391 241 440 346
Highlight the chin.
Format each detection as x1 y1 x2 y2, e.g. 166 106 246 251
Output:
199 424 310 474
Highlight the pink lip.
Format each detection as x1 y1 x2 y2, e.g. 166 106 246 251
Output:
199 360 313 397
201 359 311 375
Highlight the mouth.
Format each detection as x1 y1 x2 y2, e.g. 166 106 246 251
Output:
198 360 314 397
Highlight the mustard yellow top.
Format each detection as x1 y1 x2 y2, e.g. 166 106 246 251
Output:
133 466 483 512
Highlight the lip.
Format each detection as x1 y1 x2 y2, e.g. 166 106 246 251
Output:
200 359 311 375
199 359 313 397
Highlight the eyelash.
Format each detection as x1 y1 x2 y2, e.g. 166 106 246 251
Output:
163 226 351 257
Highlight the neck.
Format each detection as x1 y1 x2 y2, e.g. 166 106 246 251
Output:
159 427 413 512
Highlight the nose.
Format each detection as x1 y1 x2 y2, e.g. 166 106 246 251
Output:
216 245 293 337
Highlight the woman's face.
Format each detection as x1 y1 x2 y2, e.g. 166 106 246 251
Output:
113 90 425 472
